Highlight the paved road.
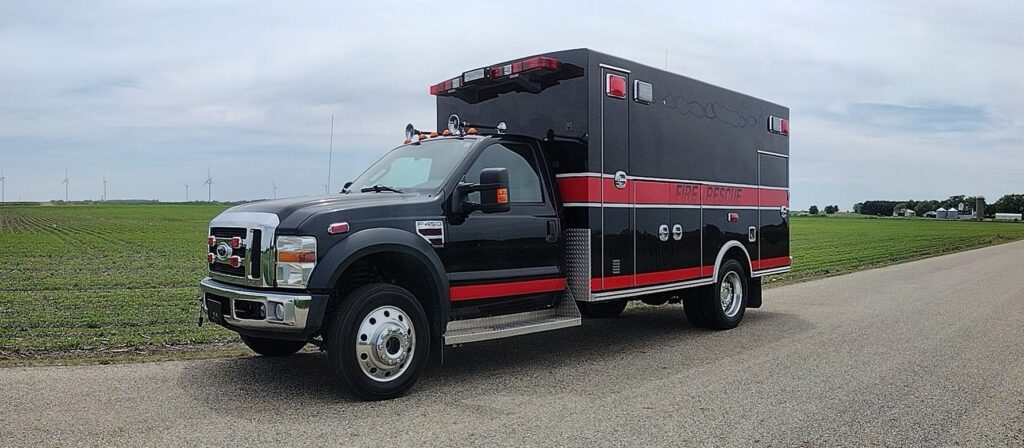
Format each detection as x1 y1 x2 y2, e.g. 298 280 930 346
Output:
3 242 1024 447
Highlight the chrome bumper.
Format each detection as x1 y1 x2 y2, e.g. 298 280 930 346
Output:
199 277 312 332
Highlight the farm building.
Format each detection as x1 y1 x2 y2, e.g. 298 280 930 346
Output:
904 209 916 217
995 213 1023 221
936 208 947 219
947 208 959 220
924 211 937 218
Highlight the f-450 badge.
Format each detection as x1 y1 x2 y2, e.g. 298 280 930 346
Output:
415 221 445 247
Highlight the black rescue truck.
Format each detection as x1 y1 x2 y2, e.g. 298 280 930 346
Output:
199 49 791 400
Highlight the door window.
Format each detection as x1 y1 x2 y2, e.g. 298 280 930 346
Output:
465 142 545 204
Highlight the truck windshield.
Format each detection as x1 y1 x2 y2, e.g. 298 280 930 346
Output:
347 139 477 193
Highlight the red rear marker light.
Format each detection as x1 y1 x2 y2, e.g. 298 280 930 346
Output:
327 222 350 235
207 236 215 246
769 116 789 136
229 256 242 268
230 236 242 248
606 74 626 99
728 213 740 222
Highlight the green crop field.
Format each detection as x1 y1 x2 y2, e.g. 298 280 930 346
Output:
2 205 1024 363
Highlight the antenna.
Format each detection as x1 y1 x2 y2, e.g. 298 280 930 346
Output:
59 167 69 202
326 114 334 195
272 181 278 200
201 167 213 202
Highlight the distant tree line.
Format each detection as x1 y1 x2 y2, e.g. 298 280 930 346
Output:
852 194 1024 217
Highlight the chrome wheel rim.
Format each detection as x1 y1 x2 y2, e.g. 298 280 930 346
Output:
719 271 744 318
355 305 415 382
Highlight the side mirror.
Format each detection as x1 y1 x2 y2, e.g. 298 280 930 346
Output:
342 181 353 193
457 167 511 215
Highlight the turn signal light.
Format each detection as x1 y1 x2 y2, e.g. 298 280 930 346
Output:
207 236 215 246
278 251 316 263
230 236 242 248
206 253 214 264
228 256 242 267
496 188 509 204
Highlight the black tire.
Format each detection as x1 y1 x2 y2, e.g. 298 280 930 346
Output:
683 259 747 330
327 283 430 401
240 335 307 357
578 299 628 318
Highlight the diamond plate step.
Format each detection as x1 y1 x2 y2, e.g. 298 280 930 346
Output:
444 292 581 345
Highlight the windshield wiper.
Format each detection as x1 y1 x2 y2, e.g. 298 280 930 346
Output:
360 184 404 194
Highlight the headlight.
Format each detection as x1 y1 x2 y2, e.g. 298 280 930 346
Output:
276 236 316 288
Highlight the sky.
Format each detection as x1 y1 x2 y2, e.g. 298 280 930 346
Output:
0 1 1021 209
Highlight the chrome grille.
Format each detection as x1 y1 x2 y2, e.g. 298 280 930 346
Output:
206 212 280 288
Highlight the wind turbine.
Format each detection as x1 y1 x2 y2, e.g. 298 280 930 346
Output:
202 167 213 202
184 182 189 202
102 177 107 202
60 167 69 202
0 164 6 203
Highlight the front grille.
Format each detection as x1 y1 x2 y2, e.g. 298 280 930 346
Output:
211 263 245 276
211 227 247 238
249 229 262 279
208 226 249 278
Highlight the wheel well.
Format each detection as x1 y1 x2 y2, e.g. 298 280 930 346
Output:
721 245 752 277
330 251 441 334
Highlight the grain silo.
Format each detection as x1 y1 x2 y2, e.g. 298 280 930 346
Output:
946 208 959 220
936 207 947 219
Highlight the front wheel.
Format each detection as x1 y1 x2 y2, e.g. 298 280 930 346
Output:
240 335 307 357
327 283 430 401
684 259 747 330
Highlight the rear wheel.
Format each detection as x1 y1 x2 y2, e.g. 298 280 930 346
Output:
327 283 430 401
240 335 306 357
577 299 628 318
684 259 747 330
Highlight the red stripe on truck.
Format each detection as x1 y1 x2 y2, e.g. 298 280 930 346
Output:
449 278 567 302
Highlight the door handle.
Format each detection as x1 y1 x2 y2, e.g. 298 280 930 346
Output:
546 220 559 243
748 226 757 243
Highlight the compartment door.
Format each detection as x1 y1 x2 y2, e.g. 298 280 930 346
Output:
599 66 633 291
757 152 790 272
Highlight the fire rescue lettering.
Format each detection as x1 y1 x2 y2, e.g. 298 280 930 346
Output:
705 186 743 202
674 184 701 203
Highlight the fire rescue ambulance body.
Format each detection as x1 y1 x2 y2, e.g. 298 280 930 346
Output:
199 49 791 400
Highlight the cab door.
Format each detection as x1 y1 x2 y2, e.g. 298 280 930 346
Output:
441 140 563 312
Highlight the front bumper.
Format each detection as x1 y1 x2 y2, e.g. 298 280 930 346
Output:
199 277 316 332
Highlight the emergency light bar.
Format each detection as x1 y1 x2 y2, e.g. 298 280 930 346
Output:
429 56 563 96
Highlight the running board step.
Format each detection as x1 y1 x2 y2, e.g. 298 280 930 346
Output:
444 293 581 345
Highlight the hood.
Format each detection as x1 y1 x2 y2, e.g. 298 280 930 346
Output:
225 192 440 231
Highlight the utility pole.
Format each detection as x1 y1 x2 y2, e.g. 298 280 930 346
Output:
185 182 189 202
0 164 5 203
102 177 107 202
326 114 334 195
272 181 278 200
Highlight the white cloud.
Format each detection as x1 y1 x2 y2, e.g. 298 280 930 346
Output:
0 0 1021 206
